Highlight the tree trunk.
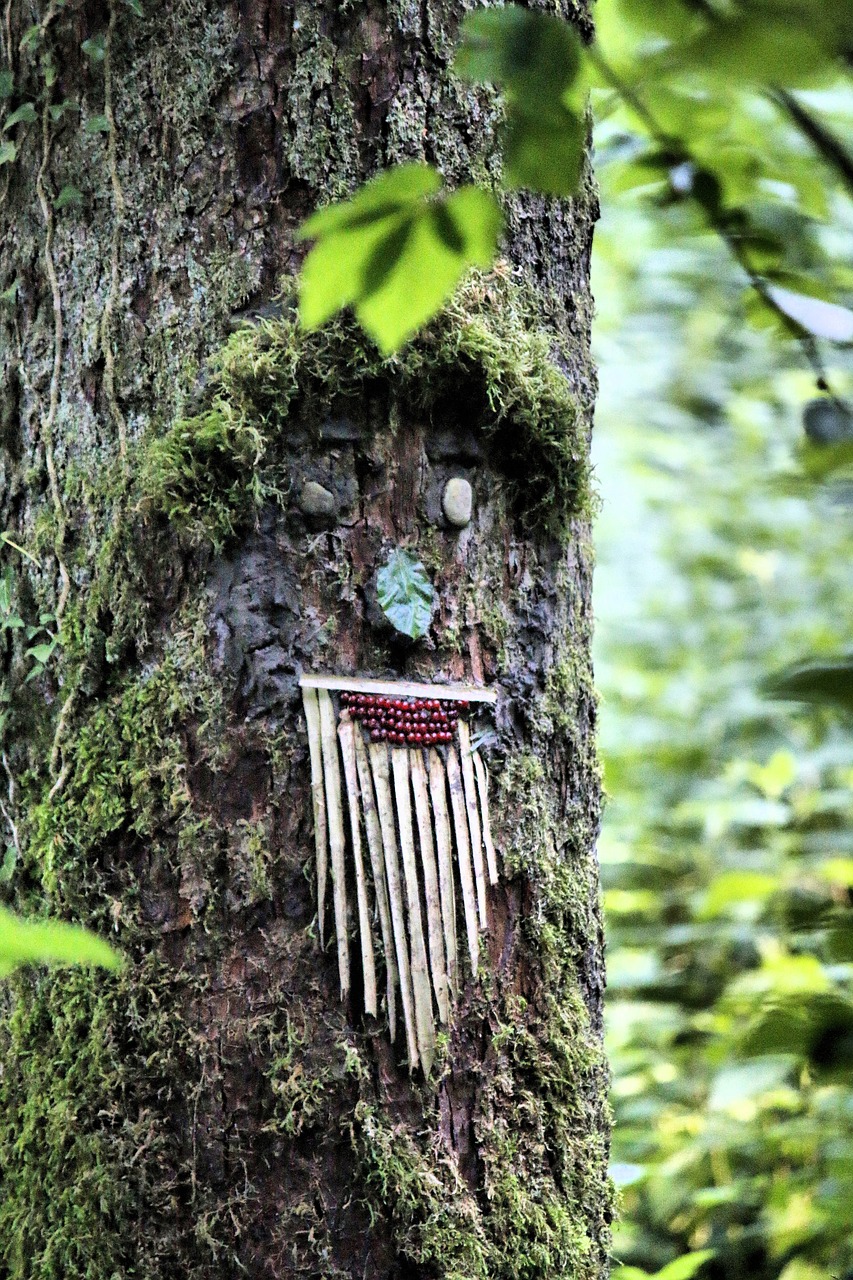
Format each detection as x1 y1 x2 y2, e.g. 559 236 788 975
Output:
0 2 609 1278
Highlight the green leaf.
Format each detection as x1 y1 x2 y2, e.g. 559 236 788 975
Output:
0 844 16 884
764 654 853 711
456 7 581 105
123 0 144 14
654 1252 716 1280
20 24 41 52
701 870 777 918
669 14 837 88
85 114 111 134
766 284 853 343
356 186 503 352
0 69 14 100
298 206 406 331
3 101 36 129
456 6 586 196
0 905 122 977
25 642 55 664
503 102 586 195
53 184 84 210
298 163 503 352
0 139 16 166
81 33 106 62
708 1059 794 1110
298 163 442 240
376 550 435 640
607 0 700 40
49 98 78 123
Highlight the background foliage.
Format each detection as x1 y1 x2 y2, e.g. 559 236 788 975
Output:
592 74 853 1280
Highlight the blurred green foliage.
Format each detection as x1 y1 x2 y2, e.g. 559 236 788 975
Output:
592 76 853 1280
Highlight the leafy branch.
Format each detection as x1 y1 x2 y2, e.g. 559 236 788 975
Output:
297 0 853 400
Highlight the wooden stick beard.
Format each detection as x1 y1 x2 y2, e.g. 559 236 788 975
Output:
300 676 499 1075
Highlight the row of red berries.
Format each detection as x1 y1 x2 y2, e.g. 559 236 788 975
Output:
340 692 470 746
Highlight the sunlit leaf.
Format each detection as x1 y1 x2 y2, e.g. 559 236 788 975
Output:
0 906 122 977
356 186 503 351
0 140 16 166
297 163 502 352
701 871 777 918
667 16 837 88
376 550 435 640
604 0 699 40
299 163 441 240
655 1252 715 1280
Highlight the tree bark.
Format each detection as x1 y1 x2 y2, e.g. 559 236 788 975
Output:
0 2 609 1278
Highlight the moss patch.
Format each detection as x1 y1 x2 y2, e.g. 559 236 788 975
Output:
137 271 587 548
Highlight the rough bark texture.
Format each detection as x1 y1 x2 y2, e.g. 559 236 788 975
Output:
0 2 610 1278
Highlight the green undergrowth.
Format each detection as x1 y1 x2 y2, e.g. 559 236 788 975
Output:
139 272 587 548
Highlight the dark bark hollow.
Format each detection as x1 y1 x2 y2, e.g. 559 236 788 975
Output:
0 2 610 1278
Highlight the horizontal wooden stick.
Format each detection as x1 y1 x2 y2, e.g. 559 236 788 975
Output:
299 674 497 704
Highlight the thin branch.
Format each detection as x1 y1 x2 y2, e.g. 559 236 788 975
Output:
772 88 853 201
589 46 852 410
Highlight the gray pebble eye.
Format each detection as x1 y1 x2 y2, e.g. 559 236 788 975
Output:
442 478 473 528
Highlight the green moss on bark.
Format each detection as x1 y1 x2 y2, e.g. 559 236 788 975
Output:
138 273 588 548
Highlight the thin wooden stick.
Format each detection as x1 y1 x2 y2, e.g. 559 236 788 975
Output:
473 750 499 886
428 750 458 998
392 748 436 1075
338 718 378 1018
458 720 488 929
368 741 419 1071
446 745 480 976
354 731 398 1040
301 687 328 947
300 674 497 704
410 751 449 1023
317 690 350 999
